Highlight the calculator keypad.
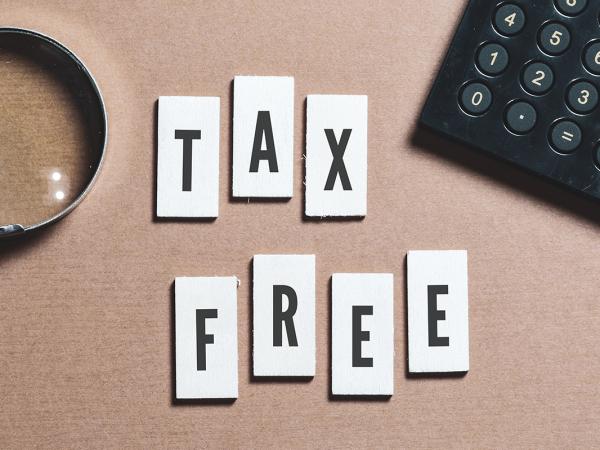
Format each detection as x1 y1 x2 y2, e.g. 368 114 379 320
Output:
421 0 600 200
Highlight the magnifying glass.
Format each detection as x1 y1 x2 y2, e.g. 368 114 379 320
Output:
0 28 107 238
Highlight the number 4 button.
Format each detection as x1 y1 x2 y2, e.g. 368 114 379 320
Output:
494 4 526 36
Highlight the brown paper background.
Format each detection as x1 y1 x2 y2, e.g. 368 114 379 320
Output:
1 0 600 448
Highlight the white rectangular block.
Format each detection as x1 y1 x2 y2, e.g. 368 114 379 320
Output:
157 96 220 217
253 255 316 377
305 95 368 217
407 250 469 373
233 76 294 198
331 273 394 396
175 276 238 399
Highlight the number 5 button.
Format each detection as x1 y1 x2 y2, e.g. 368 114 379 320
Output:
522 62 554 95
539 22 570 55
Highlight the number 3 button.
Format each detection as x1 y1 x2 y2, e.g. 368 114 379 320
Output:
567 80 598 114
522 62 554 95
460 82 492 115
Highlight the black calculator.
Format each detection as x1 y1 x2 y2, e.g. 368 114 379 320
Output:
420 0 600 200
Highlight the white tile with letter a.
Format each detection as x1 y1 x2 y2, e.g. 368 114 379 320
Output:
407 250 469 373
253 254 316 377
157 96 220 217
175 276 238 399
331 273 394 396
305 95 368 217
233 76 294 198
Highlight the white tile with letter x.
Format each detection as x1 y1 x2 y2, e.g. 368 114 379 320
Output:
305 94 368 217
331 273 394 396
407 250 469 373
157 96 220 218
253 254 316 377
175 276 238 400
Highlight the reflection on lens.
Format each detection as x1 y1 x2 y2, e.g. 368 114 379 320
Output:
0 29 105 232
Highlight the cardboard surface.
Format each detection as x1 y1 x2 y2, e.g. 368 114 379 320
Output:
1 0 600 447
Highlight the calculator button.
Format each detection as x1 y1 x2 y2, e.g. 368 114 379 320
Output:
505 101 537 134
476 43 509 75
583 41 600 75
566 81 599 114
538 22 571 55
550 120 582 153
554 0 588 16
594 144 600 169
494 4 526 36
460 82 492 115
522 62 554 95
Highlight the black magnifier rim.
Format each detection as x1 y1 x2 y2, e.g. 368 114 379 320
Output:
0 27 108 238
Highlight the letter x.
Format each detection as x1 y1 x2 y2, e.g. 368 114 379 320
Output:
324 129 352 191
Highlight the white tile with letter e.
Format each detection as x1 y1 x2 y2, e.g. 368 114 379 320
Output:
407 250 469 373
157 96 220 218
233 76 294 198
175 276 238 400
253 254 316 377
305 95 368 217
331 273 394 396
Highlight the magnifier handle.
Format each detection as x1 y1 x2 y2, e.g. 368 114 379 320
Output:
0 224 25 238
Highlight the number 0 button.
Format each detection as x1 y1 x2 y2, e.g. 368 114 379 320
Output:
539 22 570 55
477 43 509 75
567 81 598 114
460 82 492 115
583 41 600 75
505 101 537 134
494 4 526 36
522 62 554 95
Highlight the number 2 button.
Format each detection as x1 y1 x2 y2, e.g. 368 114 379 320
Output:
522 62 554 95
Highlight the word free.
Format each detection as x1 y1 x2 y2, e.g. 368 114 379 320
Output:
174 250 469 400
157 76 368 218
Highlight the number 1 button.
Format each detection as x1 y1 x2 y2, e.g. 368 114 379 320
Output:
477 43 509 75
494 4 526 36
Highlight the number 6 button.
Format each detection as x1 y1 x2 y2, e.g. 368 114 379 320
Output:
583 41 600 75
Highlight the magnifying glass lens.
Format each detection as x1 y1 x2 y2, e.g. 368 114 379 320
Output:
0 30 105 232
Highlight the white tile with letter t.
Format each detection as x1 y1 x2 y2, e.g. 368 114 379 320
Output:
331 273 394 396
305 95 368 217
233 76 294 198
175 276 238 400
157 96 220 218
253 254 316 377
407 250 469 373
